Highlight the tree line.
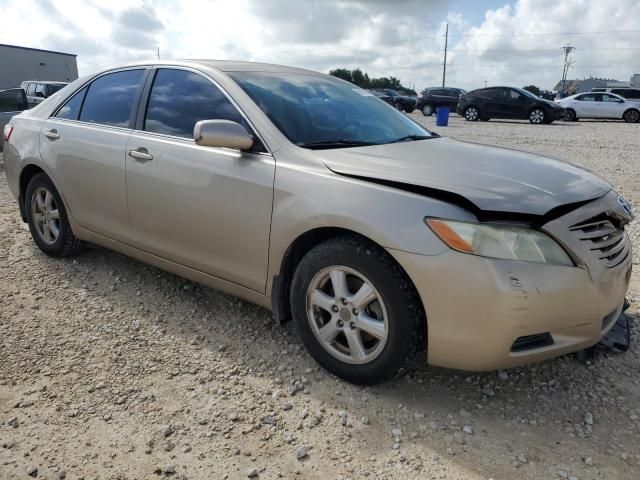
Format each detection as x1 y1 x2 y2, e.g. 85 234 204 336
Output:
329 68 416 95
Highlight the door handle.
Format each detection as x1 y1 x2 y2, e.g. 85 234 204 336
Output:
44 129 60 140
128 148 153 161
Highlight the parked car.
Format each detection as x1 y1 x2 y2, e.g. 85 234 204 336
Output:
3 61 633 384
0 88 28 151
591 87 640 100
557 92 640 123
370 89 416 113
368 89 394 107
458 86 565 124
20 80 68 108
416 87 462 116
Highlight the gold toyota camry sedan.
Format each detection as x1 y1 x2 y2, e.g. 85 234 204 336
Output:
3 60 634 384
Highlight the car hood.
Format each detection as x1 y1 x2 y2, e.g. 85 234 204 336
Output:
317 137 611 216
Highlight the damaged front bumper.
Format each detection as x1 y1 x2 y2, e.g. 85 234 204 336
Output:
389 245 632 371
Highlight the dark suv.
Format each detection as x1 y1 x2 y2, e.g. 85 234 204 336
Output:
370 89 416 113
416 87 462 116
457 86 565 124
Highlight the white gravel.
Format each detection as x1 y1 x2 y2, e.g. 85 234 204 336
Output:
1 117 639 479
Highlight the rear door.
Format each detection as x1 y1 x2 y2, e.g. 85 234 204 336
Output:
442 88 461 108
39 68 147 242
125 67 275 292
482 88 506 118
600 93 626 118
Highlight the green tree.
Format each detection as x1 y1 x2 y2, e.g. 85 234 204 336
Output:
329 68 415 95
523 85 542 97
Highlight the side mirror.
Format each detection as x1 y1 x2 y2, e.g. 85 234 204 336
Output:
194 119 254 151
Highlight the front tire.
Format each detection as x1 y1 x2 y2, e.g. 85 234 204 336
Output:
464 106 480 121
25 173 84 257
623 109 640 123
290 236 425 385
529 108 545 124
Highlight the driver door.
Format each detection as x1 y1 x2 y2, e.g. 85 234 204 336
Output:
125 68 275 293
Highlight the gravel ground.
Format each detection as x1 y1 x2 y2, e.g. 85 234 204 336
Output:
1 116 639 480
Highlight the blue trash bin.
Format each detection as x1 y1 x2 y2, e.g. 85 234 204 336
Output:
435 106 450 126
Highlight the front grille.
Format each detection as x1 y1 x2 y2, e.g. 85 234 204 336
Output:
569 215 630 268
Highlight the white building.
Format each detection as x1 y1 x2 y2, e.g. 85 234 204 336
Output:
0 44 78 90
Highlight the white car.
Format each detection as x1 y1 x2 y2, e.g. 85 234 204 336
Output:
558 92 640 123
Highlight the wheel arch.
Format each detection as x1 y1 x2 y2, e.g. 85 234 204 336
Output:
270 227 423 327
18 164 47 221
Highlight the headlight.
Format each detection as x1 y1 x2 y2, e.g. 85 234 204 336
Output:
426 218 574 266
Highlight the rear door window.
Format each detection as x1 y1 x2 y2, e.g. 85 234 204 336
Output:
143 68 263 152
577 94 597 102
79 69 144 128
601 94 622 103
26 83 36 96
55 86 88 120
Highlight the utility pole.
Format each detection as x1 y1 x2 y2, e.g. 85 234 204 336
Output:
560 46 575 98
157 46 160 60
442 23 448 87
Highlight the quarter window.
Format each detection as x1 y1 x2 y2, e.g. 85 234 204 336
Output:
79 69 144 128
55 87 88 120
144 69 247 139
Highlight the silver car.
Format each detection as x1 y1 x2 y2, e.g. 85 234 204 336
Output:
558 92 640 122
3 61 634 384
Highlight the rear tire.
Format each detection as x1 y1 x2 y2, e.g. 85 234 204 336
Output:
25 173 84 257
290 236 425 385
564 109 577 121
422 104 434 116
464 106 480 121
623 109 640 123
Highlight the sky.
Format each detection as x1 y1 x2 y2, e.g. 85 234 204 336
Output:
0 0 639 91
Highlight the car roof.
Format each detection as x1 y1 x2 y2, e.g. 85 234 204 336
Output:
105 59 322 76
21 80 68 84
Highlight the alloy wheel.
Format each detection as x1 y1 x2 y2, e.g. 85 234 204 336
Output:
464 107 479 121
30 186 60 245
530 109 545 124
306 266 388 365
422 105 433 116
624 110 639 123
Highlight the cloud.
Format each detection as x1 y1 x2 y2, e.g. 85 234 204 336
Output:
111 5 164 50
0 0 638 92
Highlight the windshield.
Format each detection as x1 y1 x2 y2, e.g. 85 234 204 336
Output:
229 71 432 149
516 87 539 100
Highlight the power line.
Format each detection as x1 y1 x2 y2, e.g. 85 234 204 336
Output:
263 29 640 55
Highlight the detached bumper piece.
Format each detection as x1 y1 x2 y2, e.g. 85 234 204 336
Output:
598 301 631 352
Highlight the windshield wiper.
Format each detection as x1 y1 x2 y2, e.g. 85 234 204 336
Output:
386 134 432 144
297 139 378 150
